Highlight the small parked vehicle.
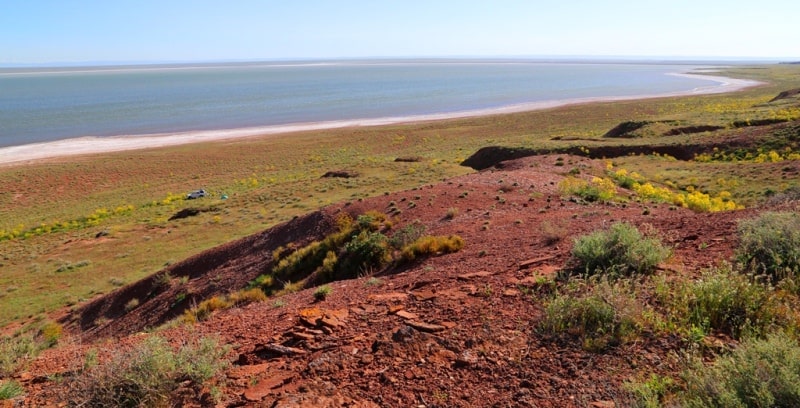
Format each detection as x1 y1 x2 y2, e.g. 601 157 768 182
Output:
186 189 207 199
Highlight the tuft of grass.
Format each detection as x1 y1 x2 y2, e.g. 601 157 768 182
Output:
399 235 465 263
570 222 670 277
444 207 458 220
69 335 229 407
736 211 800 283
0 380 24 400
541 220 568 245
124 298 140 312
313 285 332 301
682 334 800 407
183 288 266 323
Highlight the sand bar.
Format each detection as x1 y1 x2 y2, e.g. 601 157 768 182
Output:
0 73 762 167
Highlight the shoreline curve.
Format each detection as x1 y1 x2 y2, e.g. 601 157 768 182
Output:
0 73 762 167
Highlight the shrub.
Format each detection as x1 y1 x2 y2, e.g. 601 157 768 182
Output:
389 221 426 248
39 322 63 348
0 334 36 377
337 231 391 276
539 278 646 351
685 267 776 339
682 334 800 407
736 211 800 283
570 222 670 277
540 291 639 351
559 176 617 202
541 220 567 245
249 274 274 291
313 285 332 301
444 207 458 220
356 211 387 232
624 374 676 408
70 335 229 407
0 380 24 400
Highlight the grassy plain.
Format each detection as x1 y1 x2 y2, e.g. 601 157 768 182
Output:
1 64 799 328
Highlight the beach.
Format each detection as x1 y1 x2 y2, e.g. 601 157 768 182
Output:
0 72 761 167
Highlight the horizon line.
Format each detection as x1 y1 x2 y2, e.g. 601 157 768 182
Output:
2 54 798 69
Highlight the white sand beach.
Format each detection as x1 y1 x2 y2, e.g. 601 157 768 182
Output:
0 74 762 167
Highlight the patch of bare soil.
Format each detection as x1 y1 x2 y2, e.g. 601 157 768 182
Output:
15 153 778 407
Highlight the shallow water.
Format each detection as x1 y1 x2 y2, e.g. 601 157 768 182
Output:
0 60 719 148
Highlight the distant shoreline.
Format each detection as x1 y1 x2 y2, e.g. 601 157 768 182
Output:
0 73 762 167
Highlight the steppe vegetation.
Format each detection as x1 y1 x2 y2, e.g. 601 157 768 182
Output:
2 64 800 405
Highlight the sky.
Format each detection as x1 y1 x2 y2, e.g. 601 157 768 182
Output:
1 0 798 66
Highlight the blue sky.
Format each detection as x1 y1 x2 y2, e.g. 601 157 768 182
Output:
1 0 797 65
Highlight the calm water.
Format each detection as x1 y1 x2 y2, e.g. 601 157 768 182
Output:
0 60 719 148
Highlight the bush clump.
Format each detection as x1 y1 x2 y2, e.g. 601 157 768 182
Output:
71 335 229 407
539 284 641 351
736 211 800 283
685 266 777 339
558 176 617 202
260 213 463 290
682 334 800 407
570 222 670 277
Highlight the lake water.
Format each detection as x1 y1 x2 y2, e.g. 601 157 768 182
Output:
0 60 723 148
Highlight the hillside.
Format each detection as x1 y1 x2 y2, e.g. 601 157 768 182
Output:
7 141 798 406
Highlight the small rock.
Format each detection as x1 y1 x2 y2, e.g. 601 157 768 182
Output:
290 331 315 341
257 343 306 357
320 316 343 329
392 325 418 343
456 271 493 280
410 290 437 301
519 255 556 269
406 321 446 333
439 321 457 329
395 310 419 320
455 350 479 367
388 304 405 314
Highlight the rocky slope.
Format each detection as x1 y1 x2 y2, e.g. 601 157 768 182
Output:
11 151 788 407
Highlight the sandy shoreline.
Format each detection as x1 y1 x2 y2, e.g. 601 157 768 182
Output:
0 73 762 167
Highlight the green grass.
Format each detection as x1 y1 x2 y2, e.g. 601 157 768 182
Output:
0 380 24 400
0 64 798 328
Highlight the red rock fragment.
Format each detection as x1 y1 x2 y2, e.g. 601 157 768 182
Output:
394 310 419 320
406 321 446 332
